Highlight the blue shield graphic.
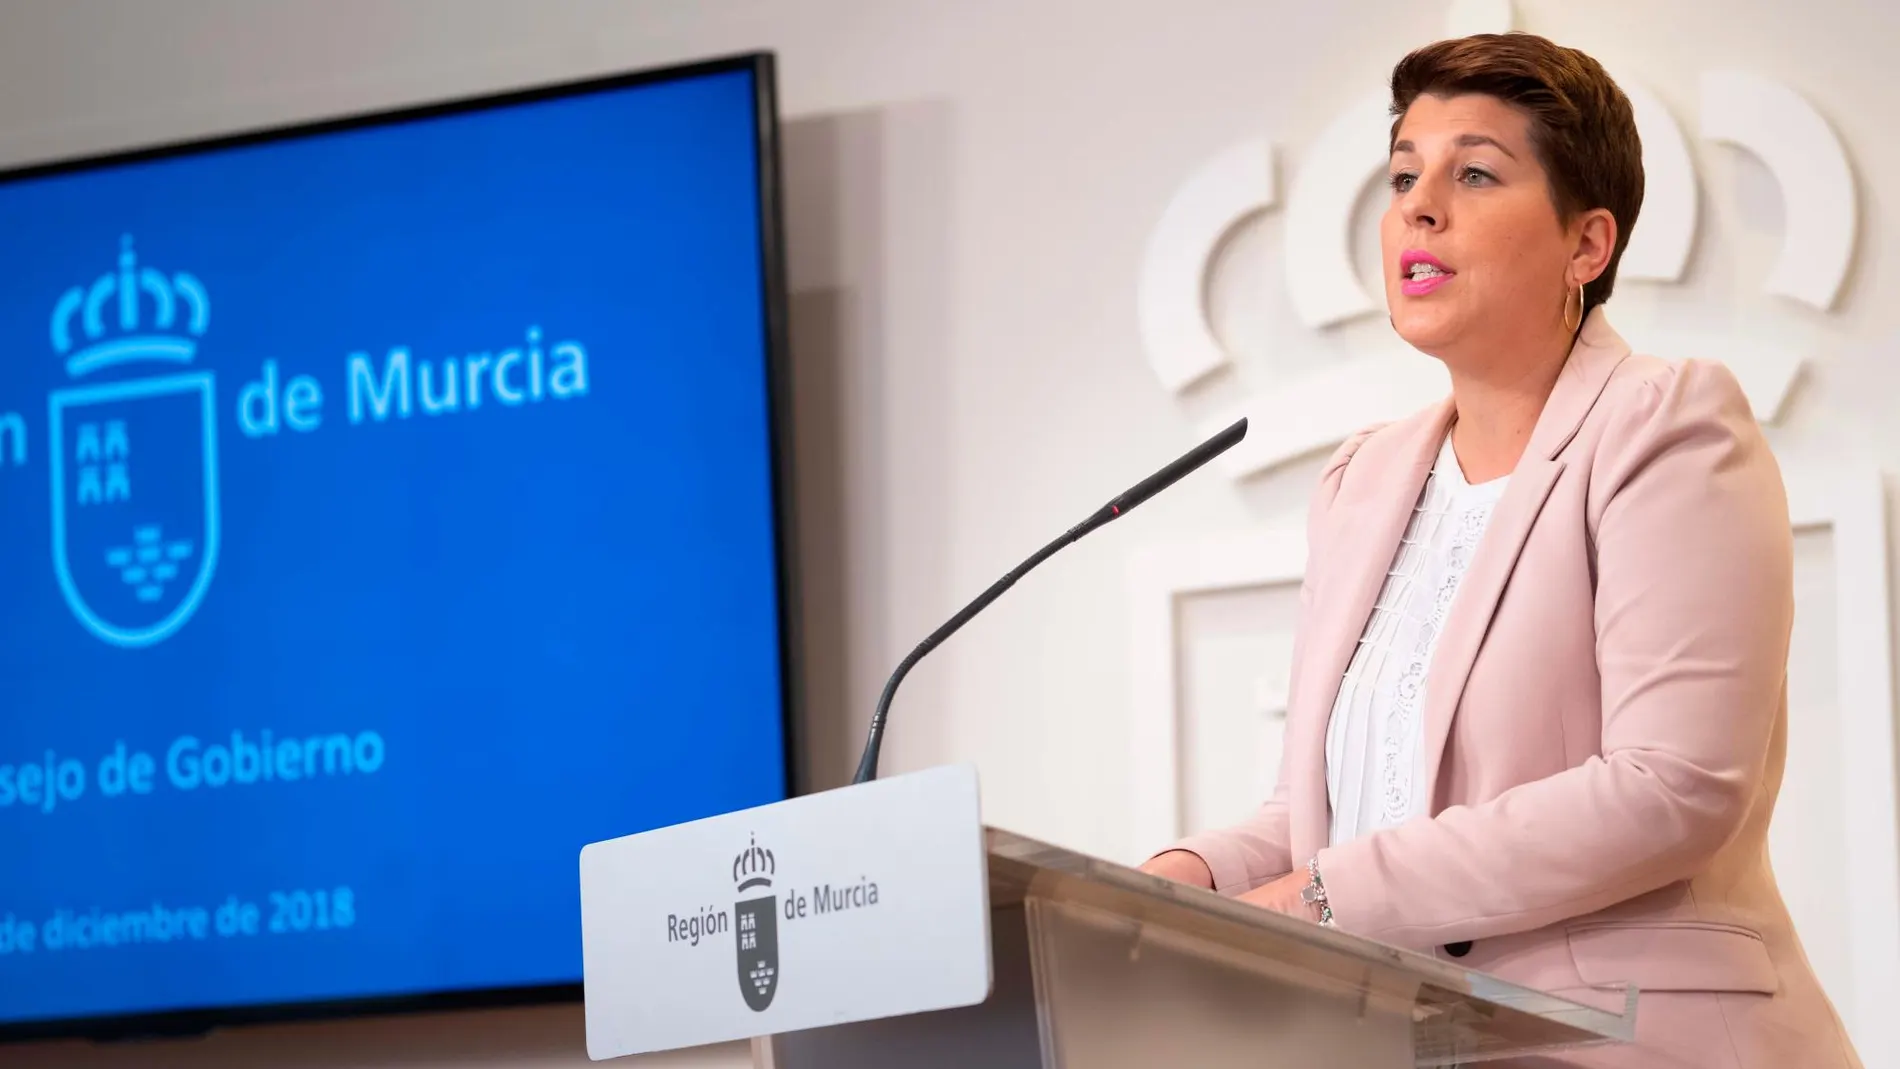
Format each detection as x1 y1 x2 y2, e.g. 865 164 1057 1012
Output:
48 371 220 648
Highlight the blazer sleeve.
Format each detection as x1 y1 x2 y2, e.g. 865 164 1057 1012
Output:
1152 424 1381 895
1312 359 1794 949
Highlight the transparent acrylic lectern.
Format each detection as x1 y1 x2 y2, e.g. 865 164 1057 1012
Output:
755 827 1637 1069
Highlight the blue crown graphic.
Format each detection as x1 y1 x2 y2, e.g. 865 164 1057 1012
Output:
50 235 209 378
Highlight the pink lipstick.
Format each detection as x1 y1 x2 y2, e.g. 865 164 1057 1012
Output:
1399 250 1455 296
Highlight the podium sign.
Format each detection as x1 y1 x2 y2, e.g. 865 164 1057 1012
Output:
580 765 992 1060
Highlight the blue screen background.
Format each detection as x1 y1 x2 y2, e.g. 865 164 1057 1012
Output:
0 66 790 1025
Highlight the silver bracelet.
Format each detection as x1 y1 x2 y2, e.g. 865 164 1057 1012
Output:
1300 857 1336 927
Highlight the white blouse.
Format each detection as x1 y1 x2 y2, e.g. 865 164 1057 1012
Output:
1324 432 1508 847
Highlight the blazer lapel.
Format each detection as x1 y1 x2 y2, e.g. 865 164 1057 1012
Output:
1416 308 1634 806
1413 457 1562 806
1289 400 1453 855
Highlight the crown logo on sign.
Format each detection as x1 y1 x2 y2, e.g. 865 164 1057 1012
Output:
50 235 209 379
733 834 775 892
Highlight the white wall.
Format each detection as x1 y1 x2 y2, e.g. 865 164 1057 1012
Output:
2 0 1896 1066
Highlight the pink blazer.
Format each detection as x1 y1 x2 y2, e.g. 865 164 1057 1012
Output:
1170 309 1861 1069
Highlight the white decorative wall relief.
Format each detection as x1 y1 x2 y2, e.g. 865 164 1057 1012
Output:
1135 5 1854 475
1128 0 1893 1061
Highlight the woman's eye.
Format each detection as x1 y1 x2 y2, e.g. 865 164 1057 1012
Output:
1458 166 1494 186
1388 172 1417 193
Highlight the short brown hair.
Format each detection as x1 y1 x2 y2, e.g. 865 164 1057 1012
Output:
1388 32 1644 317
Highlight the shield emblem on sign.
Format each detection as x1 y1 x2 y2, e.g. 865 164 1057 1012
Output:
48 371 220 648
734 894 779 1011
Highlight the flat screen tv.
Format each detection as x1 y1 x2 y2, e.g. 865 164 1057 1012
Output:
0 52 798 1040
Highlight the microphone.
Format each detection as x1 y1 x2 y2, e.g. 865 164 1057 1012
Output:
850 417 1248 785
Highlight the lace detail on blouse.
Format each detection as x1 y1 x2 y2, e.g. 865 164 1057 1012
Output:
1325 432 1508 847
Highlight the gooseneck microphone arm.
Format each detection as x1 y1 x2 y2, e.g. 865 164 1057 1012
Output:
850 417 1249 785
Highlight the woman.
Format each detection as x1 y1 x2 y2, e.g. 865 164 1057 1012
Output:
1141 31 1862 1069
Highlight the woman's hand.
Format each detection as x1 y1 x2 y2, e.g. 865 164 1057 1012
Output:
1237 870 1319 921
1137 849 1214 890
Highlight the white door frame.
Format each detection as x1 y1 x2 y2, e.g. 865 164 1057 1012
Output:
1125 463 1899 1060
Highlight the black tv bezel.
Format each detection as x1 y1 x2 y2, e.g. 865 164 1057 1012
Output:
0 50 805 1045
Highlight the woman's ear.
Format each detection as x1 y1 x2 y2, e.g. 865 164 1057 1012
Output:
1571 207 1618 287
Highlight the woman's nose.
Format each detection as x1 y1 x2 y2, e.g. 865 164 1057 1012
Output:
1403 175 1446 231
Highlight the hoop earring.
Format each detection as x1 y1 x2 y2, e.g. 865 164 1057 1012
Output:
1563 282 1585 333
